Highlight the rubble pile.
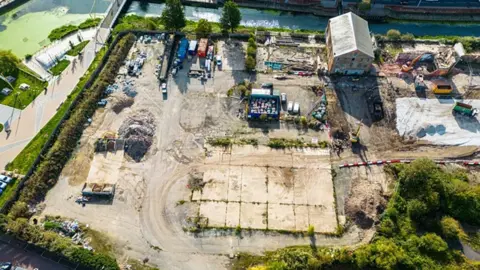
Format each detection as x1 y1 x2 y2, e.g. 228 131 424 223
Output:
119 110 156 162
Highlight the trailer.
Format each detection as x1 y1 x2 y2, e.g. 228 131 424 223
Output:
198 38 208 58
453 102 478 117
177 38 189 61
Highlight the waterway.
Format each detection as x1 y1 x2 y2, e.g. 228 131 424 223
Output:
1 0 480 57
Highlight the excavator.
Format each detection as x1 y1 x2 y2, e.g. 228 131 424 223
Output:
350 121 362 144
401 43 466 77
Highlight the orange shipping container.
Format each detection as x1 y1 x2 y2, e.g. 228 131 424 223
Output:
198 38 208 58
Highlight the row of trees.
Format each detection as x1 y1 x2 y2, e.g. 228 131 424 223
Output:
161 0 241 33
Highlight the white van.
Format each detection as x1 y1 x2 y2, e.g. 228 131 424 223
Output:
287 101 293 112
293 102 300 114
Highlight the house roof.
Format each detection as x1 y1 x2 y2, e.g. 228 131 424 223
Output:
328 12 374 58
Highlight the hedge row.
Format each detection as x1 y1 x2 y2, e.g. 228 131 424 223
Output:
3 33 136 270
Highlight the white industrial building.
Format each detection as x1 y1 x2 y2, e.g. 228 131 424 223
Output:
325 12 374 75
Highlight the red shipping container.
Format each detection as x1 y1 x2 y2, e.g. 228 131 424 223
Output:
197 38 208 58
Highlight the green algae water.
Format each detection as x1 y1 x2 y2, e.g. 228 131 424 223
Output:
0 0 110 57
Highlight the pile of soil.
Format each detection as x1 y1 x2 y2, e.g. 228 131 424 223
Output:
118 110 156 162
345 179 387 229
112 96 134 114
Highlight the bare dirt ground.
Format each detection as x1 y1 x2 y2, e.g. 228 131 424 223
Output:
40 38 369 270
39 34 480 269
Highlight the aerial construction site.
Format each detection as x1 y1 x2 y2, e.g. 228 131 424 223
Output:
26 14 480 270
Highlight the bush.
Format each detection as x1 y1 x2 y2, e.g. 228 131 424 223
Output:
307 225 314 237
78 18 101 29
247 46 257 57
440 216 465 239
25 54 32 61
195 19 213 38
358 2 372 11
245 56 256 71
387 29 401 40
401 33 415 41
48 25 78 41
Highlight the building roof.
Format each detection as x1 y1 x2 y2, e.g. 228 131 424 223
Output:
328 12 374 58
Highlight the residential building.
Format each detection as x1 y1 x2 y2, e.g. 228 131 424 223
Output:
325 12 374 75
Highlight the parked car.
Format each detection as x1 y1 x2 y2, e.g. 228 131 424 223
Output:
19 83 30 90
216 55 222 66
0 182 6 190
274 75 288 80
293 102 300 114
287 101 293 112
97 99 108 107
0 262 12 270
161 83 167 94
0 189 3 196
0 175 12 184
281 93 287 104
1 88 12 96
261 83 273 90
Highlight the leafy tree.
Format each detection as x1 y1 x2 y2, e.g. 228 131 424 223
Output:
419 233 448 254
220 0 242 33
387 29 401 40
195 19 213 38
358 2 372 11
247 46 257 57
160 0 186 31
0 50 20 75
355 238 405 269
440 216 465 239
407 199 428 220
245 56 256 71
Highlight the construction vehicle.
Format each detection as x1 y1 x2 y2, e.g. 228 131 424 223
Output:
401 54 423 72
453 102 478 117
350 121 362 144
432 80 453 95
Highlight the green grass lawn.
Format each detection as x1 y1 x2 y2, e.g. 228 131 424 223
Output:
0 67 48 109
6 47 106 175
66 41 90 56
50 59 71 76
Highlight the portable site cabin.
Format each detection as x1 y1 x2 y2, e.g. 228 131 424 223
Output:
188 40 198 55
197 38 208 58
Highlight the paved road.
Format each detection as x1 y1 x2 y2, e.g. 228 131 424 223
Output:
0 242 68 270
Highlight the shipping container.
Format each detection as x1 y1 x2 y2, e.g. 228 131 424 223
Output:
432 80 453 95
177 38 189 61
197 38 209 58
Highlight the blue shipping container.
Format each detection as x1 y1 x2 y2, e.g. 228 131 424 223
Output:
177 38 189 61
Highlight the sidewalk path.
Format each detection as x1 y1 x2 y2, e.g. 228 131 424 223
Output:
0 27 110 170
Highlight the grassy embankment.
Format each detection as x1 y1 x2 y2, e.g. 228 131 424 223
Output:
0 64 47 109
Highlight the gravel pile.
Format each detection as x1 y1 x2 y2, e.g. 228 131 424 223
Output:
118 110 156 162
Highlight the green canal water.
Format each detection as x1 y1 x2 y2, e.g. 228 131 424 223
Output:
0 0 110 57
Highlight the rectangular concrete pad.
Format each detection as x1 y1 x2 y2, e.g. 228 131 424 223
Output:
268 204 295 231
225 202 240 227
227 166 242 202
200 201 227 227
201 166 229 201
240 167 267 203
191 190 202 201
309 205 337 233
293 170 308 205
267 167 294 204
304 168 335 206
294 205 309 231
240 203 267 229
